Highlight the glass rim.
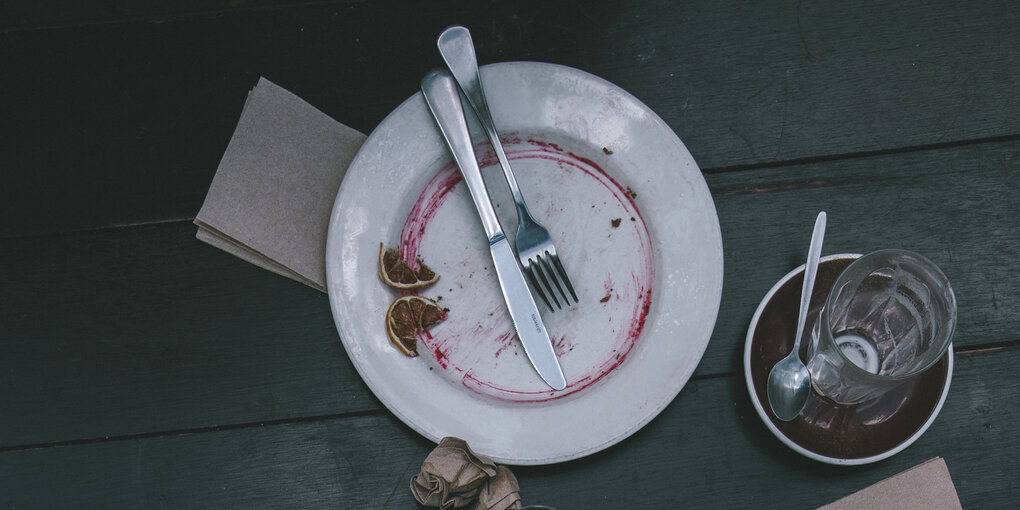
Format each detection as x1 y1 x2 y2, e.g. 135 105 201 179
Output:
819 249 957 381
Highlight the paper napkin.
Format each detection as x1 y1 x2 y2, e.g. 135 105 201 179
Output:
411 437 522 510
194 77 366 292
818 457 962 510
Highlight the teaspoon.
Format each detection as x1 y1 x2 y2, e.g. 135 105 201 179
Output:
767 211 826 421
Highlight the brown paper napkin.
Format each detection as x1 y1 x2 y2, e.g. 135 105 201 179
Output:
411 437 522 510
818 457 962 510
477 466 523 510
194 77 367 292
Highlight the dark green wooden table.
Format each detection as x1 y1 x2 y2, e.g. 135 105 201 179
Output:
2 1 1018 507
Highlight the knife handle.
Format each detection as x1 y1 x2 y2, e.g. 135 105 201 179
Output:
421 69 503 242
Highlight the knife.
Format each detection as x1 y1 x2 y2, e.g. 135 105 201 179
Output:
420 69 567 391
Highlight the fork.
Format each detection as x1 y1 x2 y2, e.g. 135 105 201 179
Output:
438 26 579 311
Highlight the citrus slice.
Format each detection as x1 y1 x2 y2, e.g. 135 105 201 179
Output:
385 295 448 357
378 243 439 290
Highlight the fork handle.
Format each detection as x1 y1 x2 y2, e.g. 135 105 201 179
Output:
438 26 530 216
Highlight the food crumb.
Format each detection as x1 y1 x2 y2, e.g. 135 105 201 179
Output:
600 294 611 303
626 186 637 199
630 217 636 221
602 147 614 155
611 218 622 228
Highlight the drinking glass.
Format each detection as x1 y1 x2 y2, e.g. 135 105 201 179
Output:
806 249 957 404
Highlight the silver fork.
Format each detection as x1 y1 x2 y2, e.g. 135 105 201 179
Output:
438 26 578 310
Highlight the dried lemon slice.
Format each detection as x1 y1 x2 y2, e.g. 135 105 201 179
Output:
385 295 447 356
378 243 439 290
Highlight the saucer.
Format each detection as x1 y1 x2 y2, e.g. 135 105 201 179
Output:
744 254 953 465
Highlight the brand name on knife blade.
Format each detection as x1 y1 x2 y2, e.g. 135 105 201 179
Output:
530 313 543 334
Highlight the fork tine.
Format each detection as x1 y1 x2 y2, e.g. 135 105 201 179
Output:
523 263 554 311
548 253 578 303
538 253 572 307
531 258 562 309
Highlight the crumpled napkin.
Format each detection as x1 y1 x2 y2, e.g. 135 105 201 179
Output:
476 466 522 510
411 437 522 510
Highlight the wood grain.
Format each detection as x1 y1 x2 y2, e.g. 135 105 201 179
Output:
1 348 1015 508
701 139 1020 377
3 1 1018 507
0 223 378 448
3 140 1016 447
2 0 1019 236
0 0 335 29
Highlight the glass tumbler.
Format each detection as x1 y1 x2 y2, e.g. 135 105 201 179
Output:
806 250 957 404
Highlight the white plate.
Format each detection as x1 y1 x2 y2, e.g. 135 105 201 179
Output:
326 62 723 464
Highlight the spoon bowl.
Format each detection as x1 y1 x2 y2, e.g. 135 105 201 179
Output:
767 354 812 421
766 211 826 421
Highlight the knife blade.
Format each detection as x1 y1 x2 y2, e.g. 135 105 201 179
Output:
420 68 567 391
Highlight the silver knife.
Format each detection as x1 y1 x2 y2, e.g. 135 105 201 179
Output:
420 69 567 391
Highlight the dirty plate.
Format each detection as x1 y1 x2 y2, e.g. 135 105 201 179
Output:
326 62 722 464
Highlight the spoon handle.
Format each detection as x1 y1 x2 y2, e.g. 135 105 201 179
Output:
792 211 827 354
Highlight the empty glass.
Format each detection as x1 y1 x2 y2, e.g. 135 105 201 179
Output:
806 250 957 404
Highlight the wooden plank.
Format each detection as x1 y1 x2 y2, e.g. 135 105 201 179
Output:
3 0 1020 236
0 223 379 448
2 348 1016 508
0 0 331 29
700 139 1020 377
2 140 1017 447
